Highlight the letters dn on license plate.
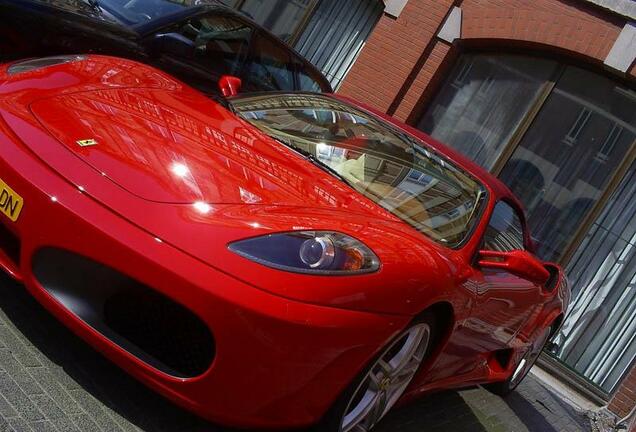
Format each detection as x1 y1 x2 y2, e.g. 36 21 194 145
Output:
0 178 23 222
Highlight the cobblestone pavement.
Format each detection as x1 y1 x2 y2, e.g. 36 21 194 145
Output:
0 272 592 432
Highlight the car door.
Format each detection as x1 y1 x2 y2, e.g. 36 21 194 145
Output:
464 201 543 352
151 12 255 94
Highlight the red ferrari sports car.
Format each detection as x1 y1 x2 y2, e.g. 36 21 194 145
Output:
0 55 569 431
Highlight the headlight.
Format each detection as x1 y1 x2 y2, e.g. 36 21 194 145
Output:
228 231 380 275
7 55 86 75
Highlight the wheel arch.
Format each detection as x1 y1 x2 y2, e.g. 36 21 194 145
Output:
549 313 565 338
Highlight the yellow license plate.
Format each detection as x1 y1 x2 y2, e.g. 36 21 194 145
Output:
0 177 23 222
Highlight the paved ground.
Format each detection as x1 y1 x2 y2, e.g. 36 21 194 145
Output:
0 272 592 432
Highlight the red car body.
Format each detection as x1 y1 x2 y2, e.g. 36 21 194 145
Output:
0 55 570 429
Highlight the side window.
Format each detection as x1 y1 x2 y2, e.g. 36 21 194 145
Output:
172 14 253 77
483 201 525 252
296 63 328 92
243 35 295 92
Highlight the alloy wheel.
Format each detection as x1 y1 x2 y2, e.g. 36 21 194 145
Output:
340 323 431 432
510 327 551 387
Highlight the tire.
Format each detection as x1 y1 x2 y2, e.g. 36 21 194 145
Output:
486 326 552 397
319 313 437 432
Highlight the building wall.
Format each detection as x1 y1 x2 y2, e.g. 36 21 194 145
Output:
610 363 636 419
339 0 636 418
340 0 633 123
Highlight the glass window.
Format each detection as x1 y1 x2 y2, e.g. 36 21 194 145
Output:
499 66 636 262
550 160 636 393
483 202 525 252
296 63 327 92
236 0 312 42
167 14 253 83
100 0 193 24
294 0 384 89
223 0 380 90
231 94 487 248
418 55 558 170
420 51 636 396
243 36 295 92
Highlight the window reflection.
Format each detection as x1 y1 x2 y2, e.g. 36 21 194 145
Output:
483 202 525 252
419 55 558 170
164 14 254 93
236 0 312 42
550 161 636 393
499 67 636 262
419 52 636 393
243 36 295 92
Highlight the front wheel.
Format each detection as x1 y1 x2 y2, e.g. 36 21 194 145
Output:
322 316 435 432
486 326 552 396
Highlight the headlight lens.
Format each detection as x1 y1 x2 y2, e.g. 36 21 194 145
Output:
7 55 86 75
228 231 380 275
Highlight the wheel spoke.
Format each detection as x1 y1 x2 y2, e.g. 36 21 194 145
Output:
340 323 431 432
343 390 378 432
377 359 394 375
369 391 388 426
395 360 421 380
368 371 382 391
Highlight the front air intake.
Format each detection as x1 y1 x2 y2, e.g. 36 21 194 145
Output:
0 221 20 266
32 248 214 378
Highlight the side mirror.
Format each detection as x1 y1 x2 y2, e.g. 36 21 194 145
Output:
478 250 550 285
152 33 195 58
218 75 242 97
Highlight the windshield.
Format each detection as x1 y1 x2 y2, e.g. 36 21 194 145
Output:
232 94 487 247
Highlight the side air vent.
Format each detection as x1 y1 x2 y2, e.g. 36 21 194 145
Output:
543 264 560 293
32 248 214 378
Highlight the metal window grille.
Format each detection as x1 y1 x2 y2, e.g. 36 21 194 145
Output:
293 0 383 89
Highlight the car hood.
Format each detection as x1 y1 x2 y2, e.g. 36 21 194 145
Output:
7 90 453 314
0 56 459 315
28 87 394 219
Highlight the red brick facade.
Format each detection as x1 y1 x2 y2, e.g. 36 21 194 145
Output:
610 362 636 418
338 0 636 418
340 0 633 123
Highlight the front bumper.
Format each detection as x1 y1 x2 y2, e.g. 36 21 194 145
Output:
0 123 409 429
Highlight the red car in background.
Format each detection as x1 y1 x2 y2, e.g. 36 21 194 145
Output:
0 55 569 432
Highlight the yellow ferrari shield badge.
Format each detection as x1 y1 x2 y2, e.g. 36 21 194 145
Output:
76 139 98 147
0 177 23 222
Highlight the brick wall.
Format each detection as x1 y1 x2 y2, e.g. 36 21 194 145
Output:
338 0 636 418
610 364 636 418
337 0 454 113
339 0 633 123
